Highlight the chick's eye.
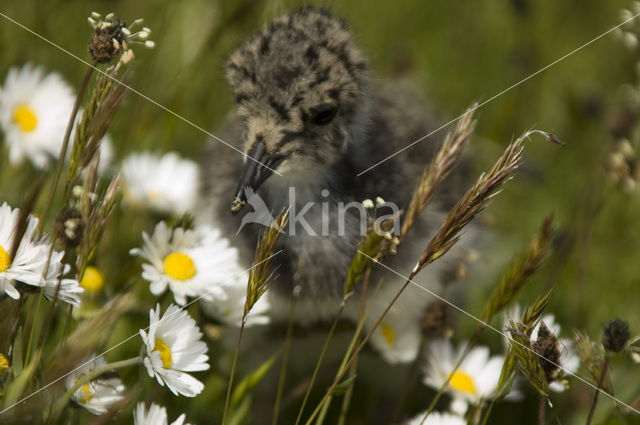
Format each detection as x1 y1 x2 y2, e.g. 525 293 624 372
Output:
312 105 337 125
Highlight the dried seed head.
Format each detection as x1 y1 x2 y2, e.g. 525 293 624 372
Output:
88 15 127 63
54 207 84 248
533 322 563 383
420 300 451 338
602 318 631 353
87 12 154 66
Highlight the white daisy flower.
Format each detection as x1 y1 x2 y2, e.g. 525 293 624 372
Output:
360 280 429 364
366 304 422 364
139 304 209 397
43 250 83 307
408 411 466 425
134 402 191 425
503 305 580 392
200 270 271 327
121 151 198 215
0 64 75 168
130 221 237 305
423 339 505 414
66 355 125 415
0 202 49 299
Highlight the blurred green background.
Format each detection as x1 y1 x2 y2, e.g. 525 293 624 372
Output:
1 0 639 424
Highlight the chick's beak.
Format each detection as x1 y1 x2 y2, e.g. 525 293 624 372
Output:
230 139 276 213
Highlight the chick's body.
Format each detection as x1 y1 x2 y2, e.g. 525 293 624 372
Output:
199 8 468 326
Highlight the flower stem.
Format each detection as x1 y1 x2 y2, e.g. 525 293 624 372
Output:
272 290 298 425
222 317 247 425
294 299 347 425
52 356 141 418
304 277 383 425
35 245 65 350
585 355 610 425
479 399 495 425
318 272 376 425
336 353 359 425
538 395 546 425
38 66 94 236
24 292 43 365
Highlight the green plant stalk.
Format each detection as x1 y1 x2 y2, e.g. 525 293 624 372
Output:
335 271 372 425
304 278 384 425
24 290 44 365
38 66 94 236
585 355 610 425
317 272 376 425
538 395 546 425
479 399 495 425
52 356 141 419
272 293 298 425
222 317 247 425
316 271 382 424
5 297 25 359
34 244 68 352
335 354 359 425
294 300 347 425
394 332 429 419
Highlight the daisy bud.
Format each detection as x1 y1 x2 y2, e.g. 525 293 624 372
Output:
602 318 630 353
55 207 84 248
80 266 105 292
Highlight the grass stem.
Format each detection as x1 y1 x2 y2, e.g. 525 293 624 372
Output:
585 355 610 425
222 317 247 425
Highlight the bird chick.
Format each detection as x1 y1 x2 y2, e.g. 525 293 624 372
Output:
200 8 469 326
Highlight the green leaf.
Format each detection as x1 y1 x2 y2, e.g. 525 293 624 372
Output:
3 350 40 409
11 327 23 378
228 395 252 425
331 374 357 396
231 351 280 407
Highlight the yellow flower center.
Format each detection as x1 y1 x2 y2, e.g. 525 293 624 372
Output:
149 190 162 202
163 252 196 281
380 322 395 347
12 104 38 132
0 245 11 273
79 384 92 403
0 353 9 372
153 338 173 369
449 370 477 396
80 266 104 291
